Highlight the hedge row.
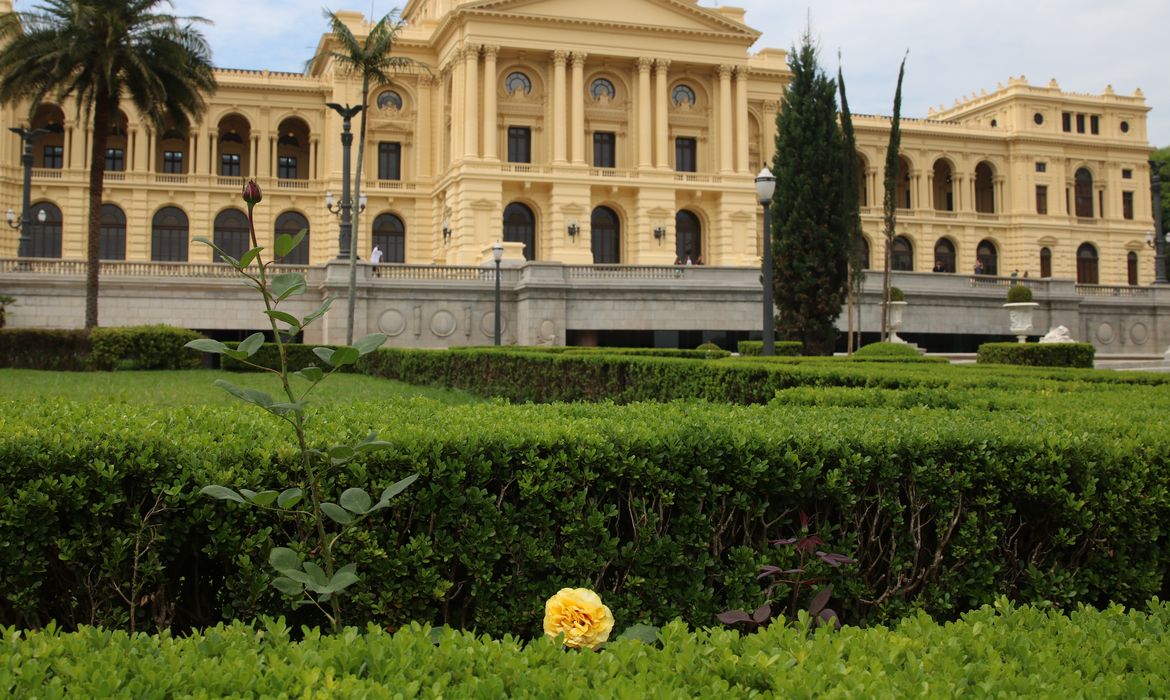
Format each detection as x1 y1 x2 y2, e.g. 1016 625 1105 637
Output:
3 390 1169 636
977 342 1096 368
0 326 203 371
4 602 1168 697
736 340 802 356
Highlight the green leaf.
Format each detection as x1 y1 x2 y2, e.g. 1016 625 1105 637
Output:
616 624 660 645
214 379 274 409
249 490 279 507
239 246 263 269
325 563 359 594
355 434 393 453
328 445 356 465
313 347 336 367
200 485 245 503
238 332 265 357
272 577 304 596
294 366 324 383
274 228 307 258
302 297 334 326
185 339 228 354
239 488 257 500
329 347 360 368
269 547 301 571
265 310 302 330
276 488 304 509
221 349 251 362
321 503 354 525
271 273 307 301
302 561 329 589
269 402 307 417
380 474 420 503
340 488 372 514
352 333 388 356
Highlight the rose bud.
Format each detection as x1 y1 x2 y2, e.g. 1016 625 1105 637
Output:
242 179 263 205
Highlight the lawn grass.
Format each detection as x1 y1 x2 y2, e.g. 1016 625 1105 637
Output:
0 368 483 407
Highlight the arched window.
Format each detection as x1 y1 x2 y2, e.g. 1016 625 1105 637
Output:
151 206 188 262
675 210 702 263
974 162 995 213
858 237 870 270
503 203 536 261
1075 168 1094 218
591 206 620 264
1128 251 1139 286
274 211 310 264
505 72 531 95
27 201 62 258
891 235 913 271
372 213 405 263
933 238 956 273
213 209 250 263
590 78 615 101
1040 247 1052 278
99 204 126 260
976 239 998 276
933 159 954 211
671 84 696 107
896 156 912 209
1077 243 1098 284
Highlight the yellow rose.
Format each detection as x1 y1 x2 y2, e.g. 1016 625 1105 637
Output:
543 587 615 650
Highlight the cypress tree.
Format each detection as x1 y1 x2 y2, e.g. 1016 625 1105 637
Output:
771 32 848 355
881 55 907 340
838 62 863 354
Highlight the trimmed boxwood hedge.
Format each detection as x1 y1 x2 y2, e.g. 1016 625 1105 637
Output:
4 602 1169 697
89 325 204 370
736 340 802 356
977 342 1095 368
0 329 91 370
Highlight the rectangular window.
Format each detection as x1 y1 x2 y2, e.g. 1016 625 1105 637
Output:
378 142 401 180
1122 168 1133 179
43 145 63 169
593 132 616 168
1098 190 1104 218
104 148 124 172
162 150 184 174
1062 112 1072 132
1090 115 1100 135
220 153 240 177
1036 185 1048 215
1076 113 1085 133
1035 162 1047 173
675 137 697 172
507 127 531 163
278 156 297 179
1123 191 1134 220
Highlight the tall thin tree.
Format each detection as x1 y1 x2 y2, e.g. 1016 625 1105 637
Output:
838 60 863 354
770 30 849 355
310 9 425 345
0 0 216 328
880 54 907 341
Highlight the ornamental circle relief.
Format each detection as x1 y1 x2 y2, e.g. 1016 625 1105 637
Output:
671 84 696 107
430 309 457 337
378 309 406 336
1095 322 1115 344
376 90 403 110
480 311 506 337
590 78 615 101
505 71 532 96
1129 322 1149 345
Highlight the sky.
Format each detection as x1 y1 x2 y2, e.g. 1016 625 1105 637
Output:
15 0 1170 146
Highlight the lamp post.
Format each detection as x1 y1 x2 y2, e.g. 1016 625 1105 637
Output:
1151 161 1167 284
492 241 504 345
325 103 363 259
755 167 776 356
8 127 50 257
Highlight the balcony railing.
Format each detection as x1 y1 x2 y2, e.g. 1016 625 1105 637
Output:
372 264 519 283
31 167 63 179
0 258 308 278
154 174 187 185
276 178 310 190
1075 284 1151 297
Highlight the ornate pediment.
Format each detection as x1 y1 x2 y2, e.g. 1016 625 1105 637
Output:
458 0 759 40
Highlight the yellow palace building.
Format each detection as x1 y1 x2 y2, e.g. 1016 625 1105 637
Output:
0 0 1161 349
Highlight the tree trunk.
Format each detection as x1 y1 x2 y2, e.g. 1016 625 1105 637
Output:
84 100 112 328
345 76 371 345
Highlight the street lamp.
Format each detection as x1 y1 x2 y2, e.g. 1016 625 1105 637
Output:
492 241 504 345
8 127 50 258
1151 161 1167 284
325 103 364 259
755 167 776 356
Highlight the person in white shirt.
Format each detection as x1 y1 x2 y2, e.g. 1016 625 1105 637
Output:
370 245 383 265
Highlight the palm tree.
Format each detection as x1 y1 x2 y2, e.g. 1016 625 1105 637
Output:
0 0 216 328
310 9 425 344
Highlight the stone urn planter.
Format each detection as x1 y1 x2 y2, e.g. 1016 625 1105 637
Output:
1004 302 1039 343
887 301 908 343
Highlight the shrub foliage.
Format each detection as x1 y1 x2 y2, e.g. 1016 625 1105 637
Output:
977 342 1095 368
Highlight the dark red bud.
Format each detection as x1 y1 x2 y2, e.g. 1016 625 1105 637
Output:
242 179 262 205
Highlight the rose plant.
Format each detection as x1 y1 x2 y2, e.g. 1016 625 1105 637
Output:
186 179 416 633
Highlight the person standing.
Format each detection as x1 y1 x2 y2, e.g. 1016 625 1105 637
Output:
370 245 383 266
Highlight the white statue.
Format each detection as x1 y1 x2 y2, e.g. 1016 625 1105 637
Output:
1039 326 1075 343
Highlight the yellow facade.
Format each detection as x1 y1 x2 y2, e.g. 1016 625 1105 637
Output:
0 0 1155 285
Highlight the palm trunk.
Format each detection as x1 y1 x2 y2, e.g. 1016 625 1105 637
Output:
345 76 371 345
84 101 112 328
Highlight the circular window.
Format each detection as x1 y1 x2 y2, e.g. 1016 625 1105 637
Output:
1033 112 1044 125
376 90 403 110
1120 121 1130 133
505 72 532 95
671 84 696 107
590 78 615 101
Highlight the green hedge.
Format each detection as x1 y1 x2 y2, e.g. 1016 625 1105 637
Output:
220 342 358 373
4 602 1168 697
3 388 1170 636
977 342 1095 368
853 341 920 358
89 325 204 371
737 340 802 356
0 329 91 370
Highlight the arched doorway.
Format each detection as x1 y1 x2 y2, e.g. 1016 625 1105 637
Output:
26 202 62 258
591 206 620 264
503 203 536 261
858 236 870 269
891 235 913 271
932 159 954 211
213 209 250 262
372 213 405 263
1040 247 1052 278
896 156 912 209
933 238 956 272
974 161 995 213
1076 243 1098 284
1075 168 1094 218
99 204 126 260
1128 251 1139 286
977 239 998 276
151 206 188 261
675 210 701 263
274 211 310 264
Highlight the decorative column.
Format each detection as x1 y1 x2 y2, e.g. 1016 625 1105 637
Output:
417 75 435 175
250 134 260 177
482 46 499 160
570 52 587 165
552 50 568 163
637 57 653 169
464 44 480 159
717 65 733 173
762 99 779 166
654 59 670 169
734 66 749 173
450 49 465 160
188 132 199 175
995 175 1006 215
310 136 320 181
